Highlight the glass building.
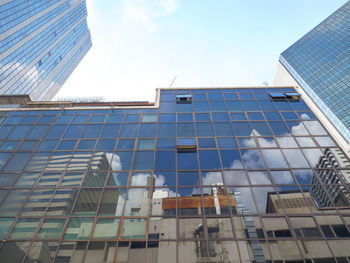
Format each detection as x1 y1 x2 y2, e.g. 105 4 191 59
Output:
0 0 92 101
0 87 349 262
276 1 350 143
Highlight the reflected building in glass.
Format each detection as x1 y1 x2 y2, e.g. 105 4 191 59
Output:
0 0 92 101
0 86 350 262
275 1 350 147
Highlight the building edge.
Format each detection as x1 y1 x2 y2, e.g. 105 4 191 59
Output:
274 61 350 158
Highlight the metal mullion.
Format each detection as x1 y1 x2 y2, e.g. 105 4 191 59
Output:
116 185 130 240
257 214 278 262
20 187 55 218
10 186 35 219
39 113 72 174
0 183 16 207
310 214 341 262
190 95 210 260
284 215 316 262
2 216 20 242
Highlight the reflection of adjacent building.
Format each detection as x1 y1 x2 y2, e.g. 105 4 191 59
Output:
266 190 318 214
312 148 350 207
150 185 238 262
0 241 57 262
44 152 110 172
254 190 350 261
161 184 237 217
24 152 111 217
13 152 114 261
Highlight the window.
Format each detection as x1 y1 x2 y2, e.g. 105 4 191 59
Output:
284 92 300 99
268 92 285 99
176 94 192 104
142 115 157 122
274 229 292 237
176 138 196 152
332 225 350 237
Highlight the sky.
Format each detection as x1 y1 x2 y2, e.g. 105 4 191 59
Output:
55 0 348 102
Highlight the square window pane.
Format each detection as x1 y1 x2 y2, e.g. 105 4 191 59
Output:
137 139 155 150
196 122 215 137
178 172 199 186
98 189 121 216
93 219 120 239
0 218 15 239
261 149 289 168
270 171 295 184
46 189 77 216
117 139 135 150
0 189 31 216
82 171 107 187
72 189 102 216
177 152 198 170
96 139 116 151
198 138 216 149
258 137 277 148
195 113 210 121
131 173 151 186
108 172 129 186
63 218 94 240
202 171 222 185
238 137 256 148
132 151 154 170
37 219 66 239
157 123 175 137
21 189 54 216
101 124 120 138
178 113 193 122
214 123 233 136
241 150 266 169
220 150 243 169
9 219 40 240
121 219 147 239
142 115 157 123
199 150 221 170
230 112 246 120
124 188 150 216
85 241 116 263
232 122 252 136
0 173 17 186
223 170 248 185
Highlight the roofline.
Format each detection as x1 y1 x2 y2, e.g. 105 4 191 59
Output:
0 86 297 111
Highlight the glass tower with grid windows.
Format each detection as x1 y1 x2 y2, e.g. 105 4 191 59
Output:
0 87 350 262
276 1 350 143
0 0 92 101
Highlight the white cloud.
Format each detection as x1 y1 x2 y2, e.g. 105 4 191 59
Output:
159 0 178 14
202 172 223 185
270 171 294 184
248 171 271 185
300 113 311 120
154 173 166 186
123 0 178 32
106 153 122 170
131 172 151 186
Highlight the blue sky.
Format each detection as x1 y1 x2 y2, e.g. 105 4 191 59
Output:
56 0 348 102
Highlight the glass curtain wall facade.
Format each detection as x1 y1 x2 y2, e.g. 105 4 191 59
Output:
278 1 350 143
0 0 92 101
0 87 349 262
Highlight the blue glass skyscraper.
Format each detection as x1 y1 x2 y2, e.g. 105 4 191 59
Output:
0 0 92 101
275 1 350 143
